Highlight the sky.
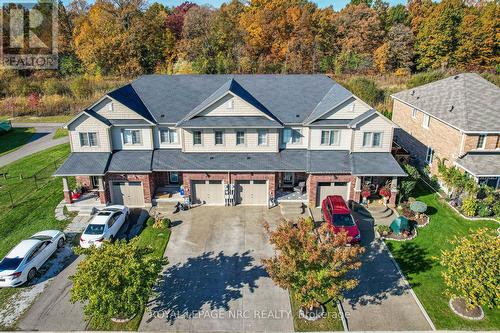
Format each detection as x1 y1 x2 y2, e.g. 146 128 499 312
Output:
158 0 407 11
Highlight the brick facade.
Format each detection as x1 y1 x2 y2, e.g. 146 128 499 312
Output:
306 174 357 207
105 173 156 204
75 176 92 189
182 172 278 202
463 134 500 152
392 99 463 174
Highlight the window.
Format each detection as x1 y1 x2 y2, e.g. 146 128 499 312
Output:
320 130 340 146
160 128 178 144
193 131 202 145
411 108 417 119
284 172 294 185
214 130 224 145
122 129 142 145
169 172 179 184
90 176 99 189
258 130 267 145
423 114 430 128
372 132 382 147
79 132 98 147
477 134 486 149
236 131 245 145
425 146 434 165
362 132 372 147
282 128 302 144
362 132 382 147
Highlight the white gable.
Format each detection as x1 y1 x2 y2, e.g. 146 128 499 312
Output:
93 97 146 120
199 93 268 118
321 97 370 120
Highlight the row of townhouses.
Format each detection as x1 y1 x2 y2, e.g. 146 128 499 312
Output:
54 75 406 209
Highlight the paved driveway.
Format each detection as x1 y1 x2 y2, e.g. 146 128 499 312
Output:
341 211 433 331
139 206 294 332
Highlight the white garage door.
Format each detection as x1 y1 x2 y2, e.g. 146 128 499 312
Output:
235 180 268 205
111 181 145 207
316 182 349 207
191 180 224 205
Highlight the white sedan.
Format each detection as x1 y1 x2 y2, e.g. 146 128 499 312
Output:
79 205 129 248
0 230 66 287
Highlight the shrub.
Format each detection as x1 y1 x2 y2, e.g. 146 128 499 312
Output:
461 196 478 217
376 225 391 235
347 77 384 106
492 201 500 217
406 70 446 89
477 202 492 217
70 239 163 323
394 68 411 77
440 228 499 309
42 78 69 95
69 77 93 98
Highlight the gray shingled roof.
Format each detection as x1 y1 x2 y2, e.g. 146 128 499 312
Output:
128 75 340 124
179 116 282 128
54 153 111 176
455 152 500 176
107 150 153 172
307 150 351 173
351 153 407 176
392 73 500 132
304 84 353 124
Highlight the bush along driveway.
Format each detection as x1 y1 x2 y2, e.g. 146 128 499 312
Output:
386 182 500 330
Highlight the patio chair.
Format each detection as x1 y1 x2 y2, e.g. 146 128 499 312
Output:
293 181 306 194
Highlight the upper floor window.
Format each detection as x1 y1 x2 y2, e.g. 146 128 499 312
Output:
160 128 178 144
236 131 245 145
122 129 142 145
477 134 486 149
362 132 382 148
258 130 268 145
282 128 302 144
214 130 224 145
496 136 500 149
193 130 202 145
411 108 417 119
320 130 340 146
79 132 98 147
422 114 430 128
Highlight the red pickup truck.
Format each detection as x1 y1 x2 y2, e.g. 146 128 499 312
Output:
321 195 361 244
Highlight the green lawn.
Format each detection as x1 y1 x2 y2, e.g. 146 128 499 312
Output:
290 293 344 331
7 115 74 123
89 218 171 331
52 128 69 139
0 143 71 324
386 182 499 330
0 127 35 156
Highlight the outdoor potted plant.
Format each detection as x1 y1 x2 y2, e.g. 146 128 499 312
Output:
71 183 83 200
361 189 370 205
379 187 391 206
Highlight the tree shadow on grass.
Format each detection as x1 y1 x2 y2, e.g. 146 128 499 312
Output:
145 250 267 324
385 242 435 283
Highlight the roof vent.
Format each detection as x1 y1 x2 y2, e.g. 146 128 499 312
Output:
246 156 251 160
416 96 420 99
449 105 454 112
210 156 214 160
296 114 300 118
160 114 165 118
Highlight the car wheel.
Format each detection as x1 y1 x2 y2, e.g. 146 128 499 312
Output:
27 268 37 282
57 237 65 248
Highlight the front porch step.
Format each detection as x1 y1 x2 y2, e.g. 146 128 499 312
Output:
279 202 305 216
66 204 106 216
363 204 394 219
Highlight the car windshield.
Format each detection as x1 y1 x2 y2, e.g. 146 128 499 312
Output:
0 257 23 271
332 213 355 227
84 224 105 235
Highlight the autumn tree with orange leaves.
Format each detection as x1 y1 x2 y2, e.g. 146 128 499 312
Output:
262 217 364 310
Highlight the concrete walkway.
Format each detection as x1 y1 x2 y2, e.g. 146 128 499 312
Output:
0 123 68 167
340 211 433 331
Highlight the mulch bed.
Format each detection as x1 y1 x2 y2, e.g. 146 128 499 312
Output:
380 229 417 241
449 297 484 320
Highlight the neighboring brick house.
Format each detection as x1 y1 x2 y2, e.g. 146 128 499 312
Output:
392 73 500 189
54 75 405 208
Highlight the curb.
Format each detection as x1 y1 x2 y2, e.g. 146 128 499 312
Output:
337 301 349 331
377 231 436 331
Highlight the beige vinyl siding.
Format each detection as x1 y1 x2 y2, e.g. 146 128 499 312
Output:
280 127 309 149
183 128 279 152
153 127 183 149
111 127 154 150
68 114 111 152
322 98 370 120
352 114 394 152
199 94 267 117
94 97 150 120
309 128 352 150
